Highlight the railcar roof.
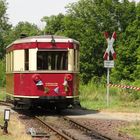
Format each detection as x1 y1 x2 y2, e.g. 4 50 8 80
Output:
6 35 79 48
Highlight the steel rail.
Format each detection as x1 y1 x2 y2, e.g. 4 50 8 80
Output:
0 101 13 108
35 116 73 140
64 116 112 140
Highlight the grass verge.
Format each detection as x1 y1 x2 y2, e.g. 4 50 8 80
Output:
119 121 140 140
0 87 6 101
79 81 140 112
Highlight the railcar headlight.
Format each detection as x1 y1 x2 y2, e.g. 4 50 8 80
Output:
65 74 73 81
32 74 43 86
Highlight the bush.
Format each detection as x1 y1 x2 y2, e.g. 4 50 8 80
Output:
117 80 140 101
0 58 5 87
79 77 106 101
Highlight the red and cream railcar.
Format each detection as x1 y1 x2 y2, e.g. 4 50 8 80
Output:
6 35 79 109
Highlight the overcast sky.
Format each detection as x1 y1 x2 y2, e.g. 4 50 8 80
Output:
6 0 78 28
6 0 140 28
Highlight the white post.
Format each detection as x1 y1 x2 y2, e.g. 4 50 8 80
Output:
104 32 116 107
107 58 110 107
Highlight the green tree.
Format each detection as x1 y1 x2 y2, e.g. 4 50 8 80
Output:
0 0 11 59
42 13 65 35
0 59 5 86
111 1 139 82
5 21 41 44
0 0 11 87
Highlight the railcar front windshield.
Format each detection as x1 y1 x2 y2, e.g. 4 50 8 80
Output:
37 51 68 70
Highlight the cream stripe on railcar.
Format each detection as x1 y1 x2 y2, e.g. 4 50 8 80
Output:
29 48 37 71
68 49 74 71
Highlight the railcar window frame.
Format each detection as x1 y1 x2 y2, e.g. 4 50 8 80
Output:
37 50 68 71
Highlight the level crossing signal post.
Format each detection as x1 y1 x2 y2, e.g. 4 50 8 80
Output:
103 32 116 106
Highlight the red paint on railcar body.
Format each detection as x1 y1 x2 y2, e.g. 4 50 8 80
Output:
14 73 73 97
6 42 77 52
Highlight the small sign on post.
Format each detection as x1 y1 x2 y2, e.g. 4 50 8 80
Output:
104 60 114 68
103 32 116 106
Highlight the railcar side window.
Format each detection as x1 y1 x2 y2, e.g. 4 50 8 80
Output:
25 49 29 70
37 51 68 70
6 52 13 72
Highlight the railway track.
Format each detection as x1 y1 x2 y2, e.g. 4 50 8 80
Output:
35 116 72 140
0 101 116 139
35 116 112 140
0 100 13 108
64 117 112 140
0 100 33 110
0 102 129 140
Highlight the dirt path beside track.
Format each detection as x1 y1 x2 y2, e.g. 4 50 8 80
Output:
65 109 140 122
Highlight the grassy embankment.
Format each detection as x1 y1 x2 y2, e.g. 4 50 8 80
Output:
0 88 6 101
79 80 140 112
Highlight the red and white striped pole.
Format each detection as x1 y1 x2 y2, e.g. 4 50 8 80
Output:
108 84 140 91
